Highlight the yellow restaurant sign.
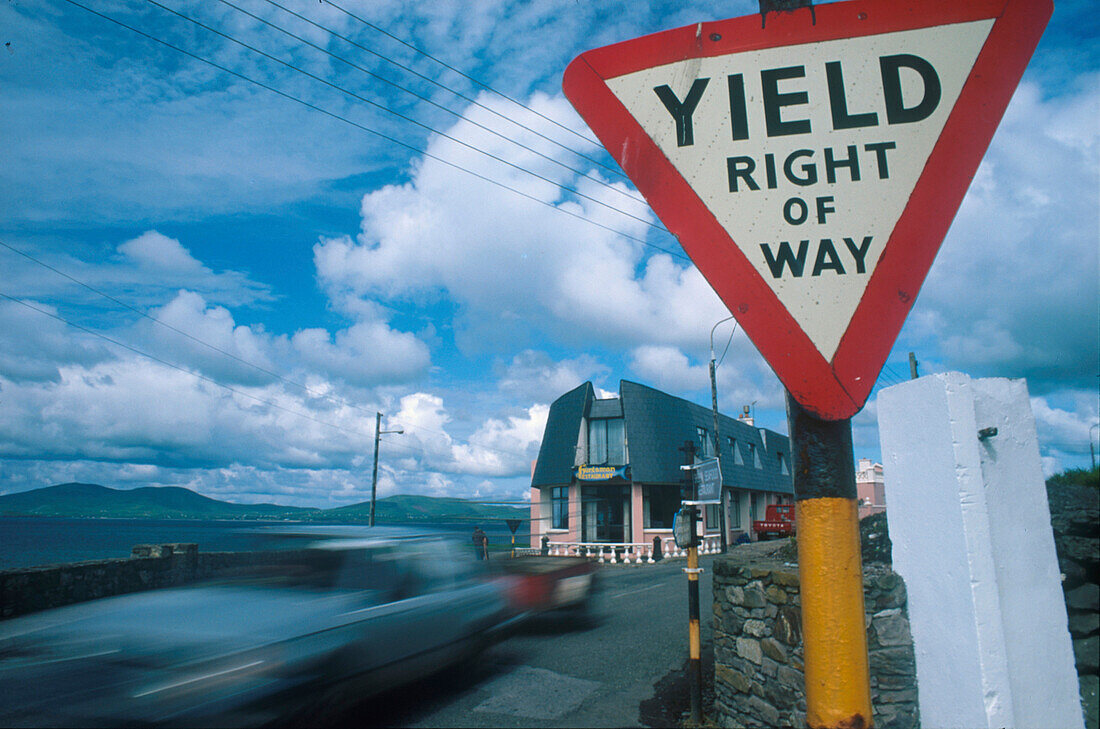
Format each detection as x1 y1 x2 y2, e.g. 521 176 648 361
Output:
575 465 628 481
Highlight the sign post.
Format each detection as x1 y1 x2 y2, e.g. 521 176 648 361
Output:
564 0 1050 725
676 442 705 724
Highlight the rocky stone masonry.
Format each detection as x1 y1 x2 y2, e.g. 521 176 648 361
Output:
0 544 313 620
712 551 919 729
1048 481 1100 729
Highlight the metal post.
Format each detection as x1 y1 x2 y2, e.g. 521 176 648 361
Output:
908 351 919 379
1090 424 1098 471
710 315 735 553
370 411 382 527
686 512 703 725
709 358 727 554
678 439 704 724
786 391 873 728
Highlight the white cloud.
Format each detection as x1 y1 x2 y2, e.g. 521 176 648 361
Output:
452 404 548 477
628 345 709 392
496 350 609 402
313 91 732 357
118 231 206 273
388 392 545 479
292 319 431 387
0 299 113 382
914 78 1099 394
135 290 281 387
0 355 378 471
1030 395 1098 458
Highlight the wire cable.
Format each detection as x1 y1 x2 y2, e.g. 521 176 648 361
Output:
318 0 607 154
242 0 647 207
0 239 539 462
717 321 738 368
0 290 393 445
139 0 665 236
61 0 689 262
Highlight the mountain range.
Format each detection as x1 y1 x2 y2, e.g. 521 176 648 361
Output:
0 483 527 523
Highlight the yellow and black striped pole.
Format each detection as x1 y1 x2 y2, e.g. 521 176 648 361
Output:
787 392 873 729
686 508 703 724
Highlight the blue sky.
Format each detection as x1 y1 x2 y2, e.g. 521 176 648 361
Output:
1 0 1096 507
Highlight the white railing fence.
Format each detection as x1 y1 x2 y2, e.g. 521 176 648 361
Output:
543 536 722 563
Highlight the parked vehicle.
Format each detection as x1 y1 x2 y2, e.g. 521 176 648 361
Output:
0 534 517 727
752 503 796 539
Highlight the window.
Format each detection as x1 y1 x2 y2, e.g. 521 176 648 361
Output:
696 426 713 458
777 451 789 475
551 486 569 529
749 443 762 469
728 437 744 465
644 486 680 529
705 503 720 531
730 494 741 529
588 418 625 465
750 492 760 522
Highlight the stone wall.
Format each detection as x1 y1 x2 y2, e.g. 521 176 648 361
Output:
0 544 312 620
712 551 918 729
1048 479 1100 729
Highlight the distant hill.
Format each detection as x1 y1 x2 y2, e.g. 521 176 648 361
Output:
321 494 528 523
0 483 527 523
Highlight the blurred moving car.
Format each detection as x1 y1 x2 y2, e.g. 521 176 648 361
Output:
497 556 597 619
0 534 517 727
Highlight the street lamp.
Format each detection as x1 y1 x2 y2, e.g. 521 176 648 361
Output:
1090 423 1098 471
370 412 404 527
710 314 737 554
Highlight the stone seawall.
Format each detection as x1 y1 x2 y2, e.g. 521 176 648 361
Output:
0 544 312 620
712 549 919 729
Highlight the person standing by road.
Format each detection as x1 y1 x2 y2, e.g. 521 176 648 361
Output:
471 526 488 560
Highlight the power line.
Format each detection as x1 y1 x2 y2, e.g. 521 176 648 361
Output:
62 0 688 261
139 0 665 237
716 321 738 368
0 290 536 465
318 0 605 153
0 290 381 445
0 239 539 462
242 0 646 207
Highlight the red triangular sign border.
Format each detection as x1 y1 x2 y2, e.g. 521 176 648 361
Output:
563 0 1051 420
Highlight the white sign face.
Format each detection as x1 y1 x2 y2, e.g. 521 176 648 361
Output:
605 21 992 359
694 458 722 503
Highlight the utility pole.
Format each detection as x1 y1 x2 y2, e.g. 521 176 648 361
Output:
369 412 404 527
909 351 919 380
710 315 736 554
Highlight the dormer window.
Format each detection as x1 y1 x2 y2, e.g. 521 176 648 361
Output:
588 417 625 465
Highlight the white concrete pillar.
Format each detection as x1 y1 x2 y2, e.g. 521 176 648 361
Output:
878 373 1083 729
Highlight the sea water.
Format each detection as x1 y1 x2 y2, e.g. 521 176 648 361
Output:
0 517 528 569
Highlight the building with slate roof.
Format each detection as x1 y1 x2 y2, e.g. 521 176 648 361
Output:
529 380 794 553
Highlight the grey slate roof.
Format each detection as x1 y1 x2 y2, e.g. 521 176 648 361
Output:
531 382 591 487
532 380 792 495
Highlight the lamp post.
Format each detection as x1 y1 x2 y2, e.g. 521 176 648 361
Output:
710 314 737 554
369 412 404 527
1090 423 1098 471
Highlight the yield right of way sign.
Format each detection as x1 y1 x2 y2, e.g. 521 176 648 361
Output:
564 0 1051 420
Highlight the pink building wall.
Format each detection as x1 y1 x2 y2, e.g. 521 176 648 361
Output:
857 458 887 519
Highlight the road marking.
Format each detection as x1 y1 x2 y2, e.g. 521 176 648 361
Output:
473 666 599 719
610 582 663 600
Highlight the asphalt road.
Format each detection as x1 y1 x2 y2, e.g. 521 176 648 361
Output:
354 554 717 728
